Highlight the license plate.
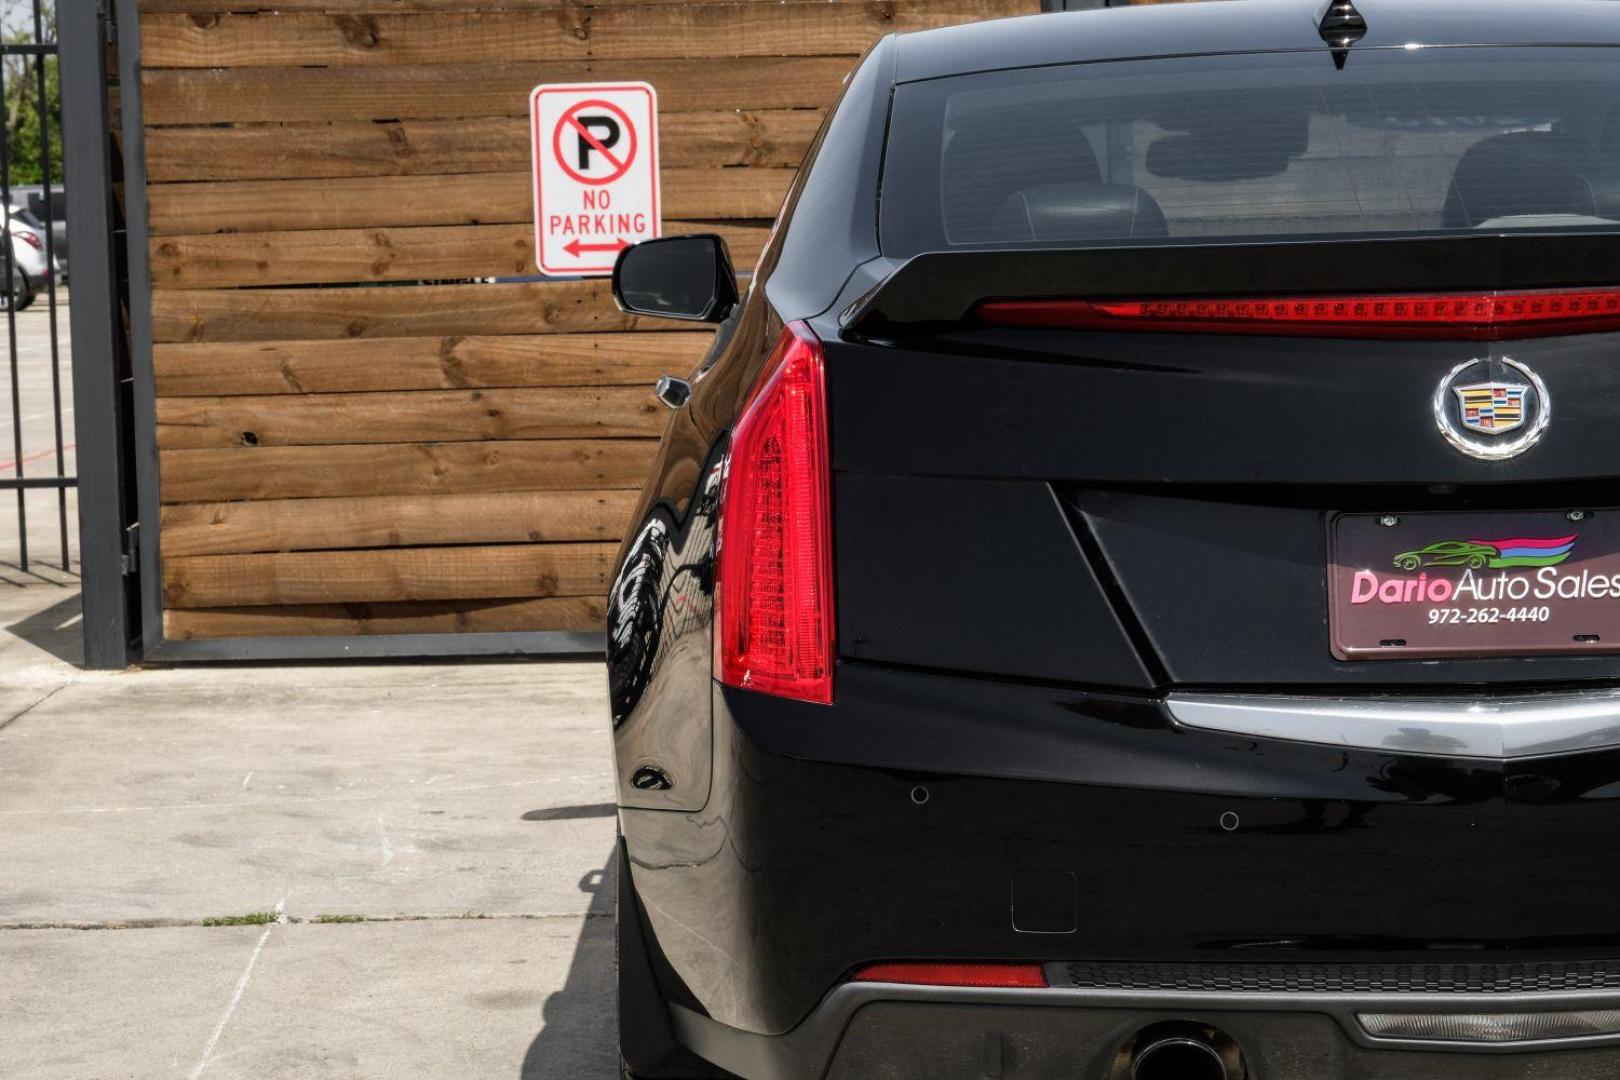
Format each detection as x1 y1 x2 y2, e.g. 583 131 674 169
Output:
1329 510 1620 661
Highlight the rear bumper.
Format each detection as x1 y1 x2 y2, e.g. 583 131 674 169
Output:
672 982 1620 1080
15 262 57 291
620 663 1620 1072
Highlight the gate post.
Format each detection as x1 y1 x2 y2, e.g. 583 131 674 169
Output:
60 0 139 668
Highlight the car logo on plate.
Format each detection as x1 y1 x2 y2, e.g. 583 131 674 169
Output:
1391 535 1576 572
1433 357 1549 461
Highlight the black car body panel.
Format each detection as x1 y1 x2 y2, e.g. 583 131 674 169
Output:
825 327 1620 488
836 474 1153 688
848 235 1620 331
827 327 1620 687
605 2 1620 1076
626 673 1620 1033
762 33 890 321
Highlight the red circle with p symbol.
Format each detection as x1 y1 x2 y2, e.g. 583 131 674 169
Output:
553 100 638 185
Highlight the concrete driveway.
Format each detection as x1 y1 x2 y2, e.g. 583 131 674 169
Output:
0 586 623 1080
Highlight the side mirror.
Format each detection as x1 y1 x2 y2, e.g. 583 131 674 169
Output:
612 235 739 323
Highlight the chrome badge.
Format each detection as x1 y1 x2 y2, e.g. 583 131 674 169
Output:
1455 382 1527 435
1434 357 1549 461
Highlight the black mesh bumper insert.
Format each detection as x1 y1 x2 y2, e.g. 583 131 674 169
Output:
1053 960 1620 995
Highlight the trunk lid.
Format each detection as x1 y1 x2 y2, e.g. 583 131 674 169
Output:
825 241 1620 690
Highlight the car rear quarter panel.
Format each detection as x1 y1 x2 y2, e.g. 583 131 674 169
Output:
606 308 778 812
606 38 892 811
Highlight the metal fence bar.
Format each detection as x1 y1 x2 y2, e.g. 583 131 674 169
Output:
0 40 24 571
34 0 69 571
61 0 137 668
5 475 77 490
114 0 163 658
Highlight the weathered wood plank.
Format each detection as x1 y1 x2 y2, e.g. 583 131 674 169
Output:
145 111 822 181
157 385 664 449
141 4 1012 67
142 58 852 125
159 438 658 502
148 221 768 288
148 223 535 289
162 542 617 607
164 596 609 640
147 167 792 235
127 0 1025 642
154 332 711 396
151 280 676 343
147 173 528 237
161 489 640 555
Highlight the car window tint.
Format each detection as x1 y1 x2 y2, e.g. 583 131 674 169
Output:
881 48 1620 255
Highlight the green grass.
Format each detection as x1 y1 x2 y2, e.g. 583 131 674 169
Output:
311 914 365 924
201 912 279 927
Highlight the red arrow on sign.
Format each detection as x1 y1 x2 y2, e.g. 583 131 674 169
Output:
563 237 629 258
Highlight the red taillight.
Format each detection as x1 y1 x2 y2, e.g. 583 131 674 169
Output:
977 288 1620 341
852 962 1048 989
715 321 835 705
15 230 41 251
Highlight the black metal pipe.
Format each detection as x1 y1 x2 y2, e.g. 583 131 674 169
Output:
1 40 26 571
61 0 137 667
1131 1034 1229 1080
0 477 76 491
32 0 69 571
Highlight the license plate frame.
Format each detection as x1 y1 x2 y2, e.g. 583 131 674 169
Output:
1328 509 1620 661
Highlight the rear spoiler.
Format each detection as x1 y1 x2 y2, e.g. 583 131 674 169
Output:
844 233 1620 335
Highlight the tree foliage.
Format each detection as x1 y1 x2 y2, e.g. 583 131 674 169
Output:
3 1 61 189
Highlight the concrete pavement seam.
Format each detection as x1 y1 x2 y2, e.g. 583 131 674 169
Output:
0 771 614 817
187 896 287 1080
0 684 64 734
0 912 612 931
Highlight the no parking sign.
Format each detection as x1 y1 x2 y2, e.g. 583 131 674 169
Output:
530 82 661 276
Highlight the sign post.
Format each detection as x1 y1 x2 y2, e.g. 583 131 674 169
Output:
530 82 661 276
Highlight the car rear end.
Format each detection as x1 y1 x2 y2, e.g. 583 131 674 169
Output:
619 13 1620 1080
3 207 51 307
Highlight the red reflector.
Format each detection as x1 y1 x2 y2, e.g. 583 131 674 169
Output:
715 321 835 705
852 962 1048 989
16 230 42 251
977 289 1620 341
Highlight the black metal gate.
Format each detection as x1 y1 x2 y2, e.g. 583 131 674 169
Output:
1 0 72 577
3 0 146 668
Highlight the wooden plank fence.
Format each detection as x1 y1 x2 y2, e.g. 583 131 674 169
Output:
134 0 1032 643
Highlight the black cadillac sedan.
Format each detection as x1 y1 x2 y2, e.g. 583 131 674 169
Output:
605 2 1620 1077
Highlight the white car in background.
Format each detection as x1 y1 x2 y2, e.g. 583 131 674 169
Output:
3 205 54 311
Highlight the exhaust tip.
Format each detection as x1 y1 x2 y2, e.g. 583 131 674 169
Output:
1131 1033 1228 1080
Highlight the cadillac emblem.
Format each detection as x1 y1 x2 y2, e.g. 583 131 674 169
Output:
1434 357 1549 461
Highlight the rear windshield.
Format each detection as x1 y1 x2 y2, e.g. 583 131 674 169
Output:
880 48 1620 256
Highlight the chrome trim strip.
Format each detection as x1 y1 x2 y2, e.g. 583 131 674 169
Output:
1166 690 1620 759
1358 1007 1620 1045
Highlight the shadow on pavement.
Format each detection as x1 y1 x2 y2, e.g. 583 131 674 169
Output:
3 585 83 666
522 803 618 822
0 559 77 588
521 847 620 1079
